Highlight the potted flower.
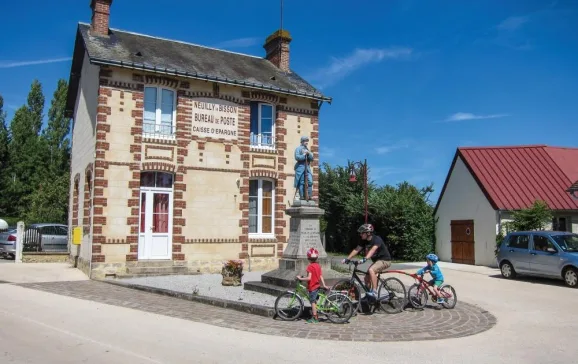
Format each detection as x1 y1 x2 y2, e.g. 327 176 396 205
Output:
221 259 244 286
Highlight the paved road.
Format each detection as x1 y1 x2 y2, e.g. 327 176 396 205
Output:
1 263 577 363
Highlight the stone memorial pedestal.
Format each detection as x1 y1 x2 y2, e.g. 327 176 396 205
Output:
244 200 342 296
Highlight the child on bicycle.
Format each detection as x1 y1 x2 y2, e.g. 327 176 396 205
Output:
296 247 329 323
416 253 445 304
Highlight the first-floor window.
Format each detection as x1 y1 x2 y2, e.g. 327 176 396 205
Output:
144 86 175 138
250 102 275 148
249 178 274 234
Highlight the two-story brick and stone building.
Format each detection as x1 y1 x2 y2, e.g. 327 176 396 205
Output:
65 0 331 279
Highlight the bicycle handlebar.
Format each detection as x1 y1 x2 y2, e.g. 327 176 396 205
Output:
343 259 362 266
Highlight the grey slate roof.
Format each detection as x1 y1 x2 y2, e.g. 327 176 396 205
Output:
65 23 330 116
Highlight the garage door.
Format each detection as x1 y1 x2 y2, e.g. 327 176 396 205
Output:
450 220 475 265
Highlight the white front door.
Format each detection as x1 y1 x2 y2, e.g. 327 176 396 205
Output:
138 189 172 260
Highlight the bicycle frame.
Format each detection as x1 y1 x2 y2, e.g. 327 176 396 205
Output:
345 260 399 293
407 273 451 299
344 261 374 294
291 280 348 314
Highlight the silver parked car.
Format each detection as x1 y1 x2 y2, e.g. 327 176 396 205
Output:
0 228 17 259
27 223 69 252
0 224 69 257
496 231 578 288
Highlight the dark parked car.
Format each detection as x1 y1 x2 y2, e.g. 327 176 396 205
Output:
496 230 578 288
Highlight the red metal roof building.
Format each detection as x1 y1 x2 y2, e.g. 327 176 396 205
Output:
434 144 578 267
435 145 578 212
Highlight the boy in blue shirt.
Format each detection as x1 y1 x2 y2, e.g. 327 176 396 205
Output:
417 253 445 304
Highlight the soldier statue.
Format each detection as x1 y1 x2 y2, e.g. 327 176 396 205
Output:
294 136 314 201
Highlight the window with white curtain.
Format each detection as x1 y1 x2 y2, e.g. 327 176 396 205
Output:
249 178 275 235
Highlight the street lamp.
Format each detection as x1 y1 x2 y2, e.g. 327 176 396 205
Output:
348 159 368 224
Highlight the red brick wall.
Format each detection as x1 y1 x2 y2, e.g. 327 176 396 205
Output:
91 84 112 263
126 88 143 262
90 0 112 36
72 174 80 227
83 163 94 260
310 115 319 201
264 37 291 72
237 103 251 258
275 111 288 256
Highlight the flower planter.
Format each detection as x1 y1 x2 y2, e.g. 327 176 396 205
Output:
221 260 244 286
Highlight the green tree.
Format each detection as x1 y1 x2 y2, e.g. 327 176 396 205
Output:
318 162 368 252
42 79 70 175
506 200 553 232
27 79 45 135
27 79 71 224
319 162 436 261
25 174 70 224
0 95 10 215
6 80 46 217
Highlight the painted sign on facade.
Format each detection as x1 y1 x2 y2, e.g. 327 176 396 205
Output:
191 98 238 140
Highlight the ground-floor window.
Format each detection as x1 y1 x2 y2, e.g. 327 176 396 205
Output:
552 217 568 231
249 178 274 235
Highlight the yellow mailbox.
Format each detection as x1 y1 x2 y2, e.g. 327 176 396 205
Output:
72 226 82 245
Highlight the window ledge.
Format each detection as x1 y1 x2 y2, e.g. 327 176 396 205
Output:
142 135 177 145
248 234 276 239
250 145 277 154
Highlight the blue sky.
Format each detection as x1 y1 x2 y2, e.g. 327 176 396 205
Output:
1 0 577 203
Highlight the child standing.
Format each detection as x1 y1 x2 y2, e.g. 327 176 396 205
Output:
296 247 328 323
417 253 445 304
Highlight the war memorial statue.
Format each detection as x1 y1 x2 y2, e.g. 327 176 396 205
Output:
294 135 314 202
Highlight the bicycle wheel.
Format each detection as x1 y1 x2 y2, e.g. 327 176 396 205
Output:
274 291 304 320
323 292 354 324
330 279 361 314
376 277 407 314
439 284 457 309
407 283 427 309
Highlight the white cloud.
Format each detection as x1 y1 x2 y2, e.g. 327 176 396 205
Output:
443 112 509 122
213 37 260 49
319 146 336 159
310 47 413 88
0 57 72 69
375 140 411 154
496 16 530 31
369 166 410 180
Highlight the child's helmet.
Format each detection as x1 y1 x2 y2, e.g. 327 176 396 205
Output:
307 248 319 259
426 253 439 263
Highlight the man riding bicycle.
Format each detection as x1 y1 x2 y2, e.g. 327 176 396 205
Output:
342 223 392 298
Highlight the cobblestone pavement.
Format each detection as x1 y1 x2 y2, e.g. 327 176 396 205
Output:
17 280 496 342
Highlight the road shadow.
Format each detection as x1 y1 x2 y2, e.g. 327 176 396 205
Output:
488 274 569 288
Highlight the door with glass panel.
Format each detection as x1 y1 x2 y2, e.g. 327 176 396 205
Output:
138 172 173 260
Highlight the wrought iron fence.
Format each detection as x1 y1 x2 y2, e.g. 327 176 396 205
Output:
22 227 43 252
142 122 176 139
250 132 274 148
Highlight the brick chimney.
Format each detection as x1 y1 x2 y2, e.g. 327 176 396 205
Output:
90 0 113 36
263 29 292 72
